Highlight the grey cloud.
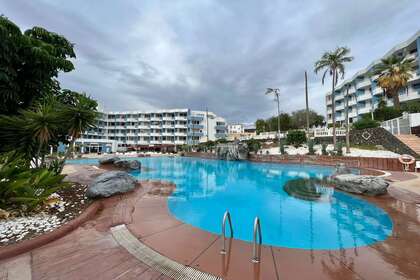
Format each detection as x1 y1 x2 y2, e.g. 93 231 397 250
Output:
1 0 419 122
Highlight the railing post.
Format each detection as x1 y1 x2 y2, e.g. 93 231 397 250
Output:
220 211 233 255
251 217 262 263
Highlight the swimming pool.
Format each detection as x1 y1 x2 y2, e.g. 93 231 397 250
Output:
68 156 393 250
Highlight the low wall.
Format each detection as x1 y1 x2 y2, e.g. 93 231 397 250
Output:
249 154 411 172
182 152 218 160
182 152 411 172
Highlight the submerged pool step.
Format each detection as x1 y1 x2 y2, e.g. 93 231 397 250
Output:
110 224 223 280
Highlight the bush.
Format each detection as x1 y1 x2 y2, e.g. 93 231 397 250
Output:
0 157 69 211
286 130 307 147
401 100 420 113
321 143 328 155
352 117 380 130
307 140 315 155
245 139 261 153
280 142 286 154
335 142 343 156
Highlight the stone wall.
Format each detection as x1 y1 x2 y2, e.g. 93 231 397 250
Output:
350 127 417 157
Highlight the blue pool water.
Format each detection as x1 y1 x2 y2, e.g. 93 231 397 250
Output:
68 157 393 249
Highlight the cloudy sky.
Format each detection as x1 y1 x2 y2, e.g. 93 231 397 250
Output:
2 0 419 123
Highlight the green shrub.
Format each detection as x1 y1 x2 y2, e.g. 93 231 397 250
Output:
280 142 286 154
335 142 343 156
352 117 380 130
0 158 69 211
321 143 328 155
245 139 261 153
401 100 420 113
286 130 307 147
307 140 315 155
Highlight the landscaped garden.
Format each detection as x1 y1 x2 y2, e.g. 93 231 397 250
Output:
0 16 98 245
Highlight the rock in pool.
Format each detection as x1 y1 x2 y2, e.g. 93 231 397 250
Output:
86 171 136 198
332 174 389 196
99 156 121 165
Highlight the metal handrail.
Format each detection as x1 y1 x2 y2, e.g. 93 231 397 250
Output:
251 217 262 263
220 211 233 255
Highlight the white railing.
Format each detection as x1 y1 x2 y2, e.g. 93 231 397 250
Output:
381 112 420 135
311 128 346 138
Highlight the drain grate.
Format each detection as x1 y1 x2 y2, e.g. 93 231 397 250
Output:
110 224 222 280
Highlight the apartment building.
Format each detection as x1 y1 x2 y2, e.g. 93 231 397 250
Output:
76 109 227 153
227 123 245 134
326 30 420 125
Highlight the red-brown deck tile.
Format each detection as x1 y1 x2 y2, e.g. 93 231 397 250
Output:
329 246 420 280
141 223 219 265
272 247 362 280
191 238 278 280
127 218 183 238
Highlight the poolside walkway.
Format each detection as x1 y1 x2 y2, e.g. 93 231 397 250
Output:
1 165 420 279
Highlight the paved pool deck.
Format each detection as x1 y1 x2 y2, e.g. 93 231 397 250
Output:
1 165 420 280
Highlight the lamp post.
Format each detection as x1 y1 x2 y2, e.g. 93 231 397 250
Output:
265 88 281 151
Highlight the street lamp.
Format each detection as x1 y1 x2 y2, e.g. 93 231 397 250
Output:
265 88 281 151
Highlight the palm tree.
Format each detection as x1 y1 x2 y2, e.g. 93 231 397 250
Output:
314 47 353 146
372 55 415 110
60 93 98 161
23 102 60 167
0 100 60 167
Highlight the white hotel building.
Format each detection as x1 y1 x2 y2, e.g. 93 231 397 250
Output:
326 30 420 125
76 109 227 153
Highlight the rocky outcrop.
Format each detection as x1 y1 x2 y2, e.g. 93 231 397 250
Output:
114 159 141 170
332 174 389 196
99 156 141 171
86 171 136 198
216 142 249 160
99 156 120 165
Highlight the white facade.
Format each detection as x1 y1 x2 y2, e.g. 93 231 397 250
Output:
228 124 245 134
326 30 420 124
76 109 227 152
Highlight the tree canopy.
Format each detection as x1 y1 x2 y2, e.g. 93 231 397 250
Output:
255 110 324 134
0 15 76 115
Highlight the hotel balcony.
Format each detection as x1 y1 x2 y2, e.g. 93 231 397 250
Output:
359 94 372 102
189 115 204 121
356 79 371 89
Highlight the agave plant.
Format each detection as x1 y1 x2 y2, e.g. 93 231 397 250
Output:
0 156 69 211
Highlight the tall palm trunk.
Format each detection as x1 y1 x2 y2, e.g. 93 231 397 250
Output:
392 90 401 111
331 69 337 147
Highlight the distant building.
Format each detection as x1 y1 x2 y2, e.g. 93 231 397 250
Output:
76 109 227 153
228 123 245 134
326 30 420 125
227 123 257 141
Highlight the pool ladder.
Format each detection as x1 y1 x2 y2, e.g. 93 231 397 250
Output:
220 211 262 263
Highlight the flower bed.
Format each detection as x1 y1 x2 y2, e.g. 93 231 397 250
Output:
0 183 90 246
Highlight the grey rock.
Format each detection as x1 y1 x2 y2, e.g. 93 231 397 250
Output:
114 159 141 170
332 174 389 196
216 142 249 160
99 156 120 165
86 171 136 198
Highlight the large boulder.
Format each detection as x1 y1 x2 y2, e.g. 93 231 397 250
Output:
86 171 136 198
332 174 389 196
99 156 120 165
216 142 249 160
114 159 141 170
